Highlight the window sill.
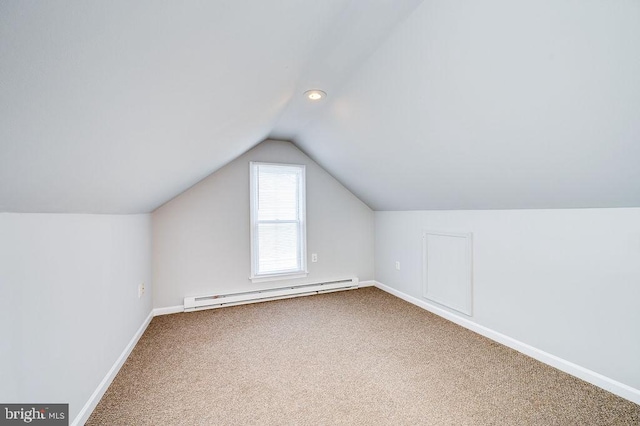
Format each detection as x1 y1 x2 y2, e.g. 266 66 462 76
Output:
249 272 309 284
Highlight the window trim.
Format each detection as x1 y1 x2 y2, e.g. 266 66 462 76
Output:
249 161 307 282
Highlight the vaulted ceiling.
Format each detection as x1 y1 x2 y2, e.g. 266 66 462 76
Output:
1 0 639 213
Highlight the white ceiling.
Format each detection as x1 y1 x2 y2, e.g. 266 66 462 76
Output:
296 0 640 210
0 0 421 213
2 0 639 213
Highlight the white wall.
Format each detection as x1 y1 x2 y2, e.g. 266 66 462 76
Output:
0 213 152 422
152 139 374 309
375 208 640 391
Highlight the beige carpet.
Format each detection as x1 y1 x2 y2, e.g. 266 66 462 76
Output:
87 287 639 425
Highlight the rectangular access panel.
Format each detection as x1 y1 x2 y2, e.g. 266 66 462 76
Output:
422 230 473 316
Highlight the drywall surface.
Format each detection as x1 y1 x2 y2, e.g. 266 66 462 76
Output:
298 0 640 210
0 0 421 214
0 213 152 421
375 208 640 390
152 139 374 308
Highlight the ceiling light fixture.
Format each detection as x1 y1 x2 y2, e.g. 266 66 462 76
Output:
304 89 326 101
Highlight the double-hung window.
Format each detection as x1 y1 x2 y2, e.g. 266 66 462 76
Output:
250 162 307 282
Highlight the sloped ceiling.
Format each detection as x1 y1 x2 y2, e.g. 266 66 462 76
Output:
0 0 422 213
2 0 639 214
295 0 640 210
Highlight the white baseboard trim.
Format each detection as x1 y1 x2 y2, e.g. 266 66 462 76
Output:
374 281 640 405
71 310 154 426
358 280 376 287
153 305 184 316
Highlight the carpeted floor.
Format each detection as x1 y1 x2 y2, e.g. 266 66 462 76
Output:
87 287 640 425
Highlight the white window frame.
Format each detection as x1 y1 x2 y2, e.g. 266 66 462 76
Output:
249 162 307 283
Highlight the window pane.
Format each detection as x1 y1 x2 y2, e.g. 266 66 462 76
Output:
258 166 299 221
250 162 306 279
257 222 300 274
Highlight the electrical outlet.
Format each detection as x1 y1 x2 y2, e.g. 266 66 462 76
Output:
395 261 400 271
311 253 318 263
138 282 145 298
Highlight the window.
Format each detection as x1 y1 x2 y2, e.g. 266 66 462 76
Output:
250 162 307 282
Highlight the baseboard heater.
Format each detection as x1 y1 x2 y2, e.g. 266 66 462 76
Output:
183 278 359 312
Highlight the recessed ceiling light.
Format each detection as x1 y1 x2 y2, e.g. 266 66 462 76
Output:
304 89 326 101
